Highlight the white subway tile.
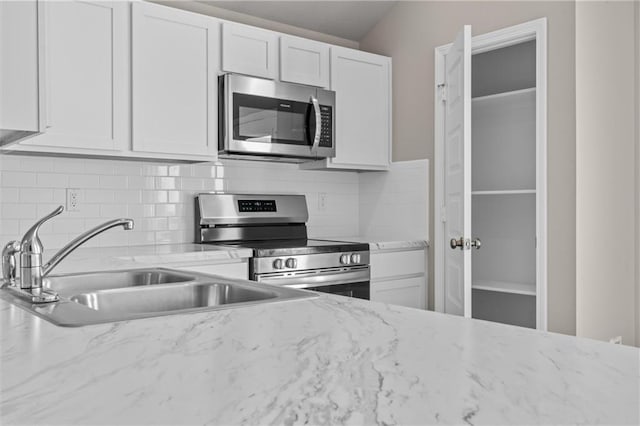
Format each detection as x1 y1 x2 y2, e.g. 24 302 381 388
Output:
84 160 114 175
0 219 20 235
156 177 177 190
113 190 141 204
69 174 100 188
99 175 128 189
142 190 167 204
141 217 167 231
20 157 54 172
85 189 115 204
36 173 69 188
52 158 85 174
155 204 177 217
127 175 155 190
100 204 128 218
19 188 54 203
2 204 37 220
0 156 22 171
0 188 19 202
2 171 37 187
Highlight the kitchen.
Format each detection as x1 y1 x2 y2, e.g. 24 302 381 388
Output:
1 0 639 424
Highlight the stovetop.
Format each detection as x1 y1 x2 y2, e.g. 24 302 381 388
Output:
211 239 369 257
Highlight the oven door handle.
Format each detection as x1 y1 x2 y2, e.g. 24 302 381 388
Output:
256 268 369 289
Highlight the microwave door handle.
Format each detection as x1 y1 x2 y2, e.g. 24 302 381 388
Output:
310 96 321 154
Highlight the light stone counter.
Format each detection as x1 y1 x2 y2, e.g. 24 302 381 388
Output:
330 236 428 252
1 292 638 424
40 243 253 275
1 244 638 425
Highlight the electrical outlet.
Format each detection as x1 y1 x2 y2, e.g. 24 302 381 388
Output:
609 336 623 345
318 193 327 211
66 188 81 212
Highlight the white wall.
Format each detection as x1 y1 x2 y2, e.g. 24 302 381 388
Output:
576 1 638 346
636 1 640 349
358 160 428 241
0 155 359 249
359 1 577 336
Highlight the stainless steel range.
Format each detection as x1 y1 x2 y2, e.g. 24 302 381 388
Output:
195 194 370 299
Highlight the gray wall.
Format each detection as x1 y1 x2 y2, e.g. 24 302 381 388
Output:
359 1 577 336
576 1 638 346
154 0 359 49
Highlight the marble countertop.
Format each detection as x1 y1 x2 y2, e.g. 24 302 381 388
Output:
1 291 638 424
329 236 429 252
1 243 638 424
40 243 254 275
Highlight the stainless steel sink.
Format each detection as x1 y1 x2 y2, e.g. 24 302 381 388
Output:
70 282 276 314
1 268 316 326
43 269 197 296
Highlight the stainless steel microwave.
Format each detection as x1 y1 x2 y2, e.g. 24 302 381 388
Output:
219 74 336 161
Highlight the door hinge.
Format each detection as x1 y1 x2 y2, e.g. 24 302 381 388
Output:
437 83 446 103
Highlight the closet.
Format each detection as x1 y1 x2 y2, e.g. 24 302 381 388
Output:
434 19 547 330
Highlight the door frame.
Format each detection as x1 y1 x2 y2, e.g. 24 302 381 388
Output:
434 18 548 330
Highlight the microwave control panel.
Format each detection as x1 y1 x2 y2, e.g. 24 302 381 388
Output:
319 105 333 148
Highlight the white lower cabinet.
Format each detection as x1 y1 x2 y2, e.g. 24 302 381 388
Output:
171 261 248 281
370 248 427 309
131 2 219 159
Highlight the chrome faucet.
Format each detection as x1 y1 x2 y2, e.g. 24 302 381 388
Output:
1 205 134 303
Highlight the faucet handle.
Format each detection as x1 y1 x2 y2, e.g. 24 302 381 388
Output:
2 240 21 282
21 205 64 254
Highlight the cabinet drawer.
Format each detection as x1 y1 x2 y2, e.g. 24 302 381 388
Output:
172 262 248 280
371 249 425 280
371 276 426 309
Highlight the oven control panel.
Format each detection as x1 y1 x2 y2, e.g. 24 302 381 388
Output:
238 199 277 212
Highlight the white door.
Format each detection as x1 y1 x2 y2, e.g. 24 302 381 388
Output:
329 47 391 169
443 26 472 317
132 2 219 157
279 36 330 88
221 22 278 79
24 0 128 151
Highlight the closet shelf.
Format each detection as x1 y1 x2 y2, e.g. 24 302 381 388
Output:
472 189 536 195
472 87 536 103
472 280 536 296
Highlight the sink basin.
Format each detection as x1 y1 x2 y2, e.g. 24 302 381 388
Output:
71 282 276 314
43 269 196 296
1 268 316 326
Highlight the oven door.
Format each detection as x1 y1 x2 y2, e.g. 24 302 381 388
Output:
255 266 370 300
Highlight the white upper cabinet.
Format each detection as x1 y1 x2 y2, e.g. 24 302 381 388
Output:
279 36 330 88
22 0 128 152
221 22 278 79
131 2 219 158
302 47 391 171
0 0 45 145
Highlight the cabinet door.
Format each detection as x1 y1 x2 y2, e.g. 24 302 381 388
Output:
132 2 219 157
329 47 391 169
371 277 426 309
221 22 278 79
280 36 329 88
23 0 128 151
0 0 44 141
171 262 248 280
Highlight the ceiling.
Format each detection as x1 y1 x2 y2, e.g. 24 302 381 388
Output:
198 1 397 41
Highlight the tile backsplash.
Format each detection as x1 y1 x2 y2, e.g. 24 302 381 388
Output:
0 155 359 249
358 159 428 241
